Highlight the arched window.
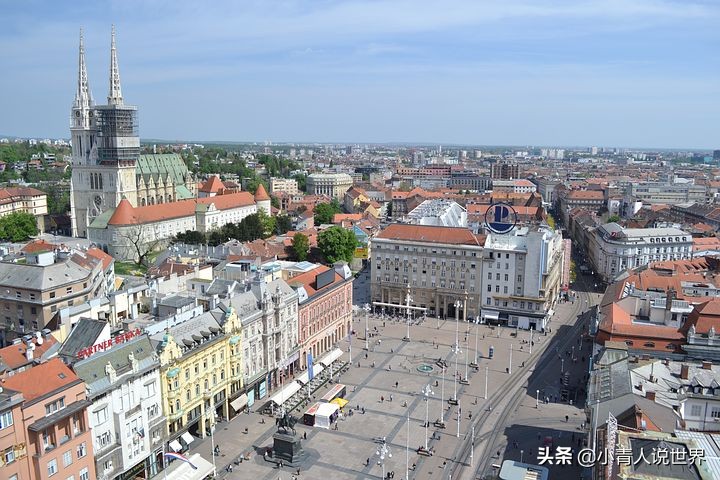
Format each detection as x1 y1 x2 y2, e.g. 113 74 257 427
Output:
141 198 146 206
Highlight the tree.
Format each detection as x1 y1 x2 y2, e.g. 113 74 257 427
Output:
546 212 556 230
0 212 38 242
314 200 342 225
172 230 207 244
293 174 307 192
318 226 357 264
570 260 577 283
292 233 310 261
117 224 161 266
276 213 292 235
607 215 621 224
271 195 280 209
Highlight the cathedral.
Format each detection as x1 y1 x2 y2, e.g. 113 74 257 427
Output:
70 26 196 238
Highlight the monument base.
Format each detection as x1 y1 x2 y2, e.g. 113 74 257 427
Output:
273 432 306 466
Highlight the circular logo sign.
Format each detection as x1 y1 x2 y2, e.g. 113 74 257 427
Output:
484 202 518 234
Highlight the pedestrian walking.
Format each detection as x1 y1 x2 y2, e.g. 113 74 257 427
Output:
565 415 569 422
381 396 384 402
395 381 399 388
366 457 370 466
303 431 307 440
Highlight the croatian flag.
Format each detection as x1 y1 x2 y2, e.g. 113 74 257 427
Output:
164 452 198 469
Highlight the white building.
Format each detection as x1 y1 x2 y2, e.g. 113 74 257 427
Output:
589 223 692 282
72 334 165 479
270 177 299 195
492 179 537 194
222 274 300 409
404 199 467 228
88 191 261 261
480 227 564 330
306 173 353 200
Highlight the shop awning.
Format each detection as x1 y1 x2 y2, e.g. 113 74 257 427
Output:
181 432 195 445
483 310 500 320
296 364 325 385
158 453 214 480
330 397 349 409
230 394 248 412
319 348 344 368
169 440 183 452
268 381 302 407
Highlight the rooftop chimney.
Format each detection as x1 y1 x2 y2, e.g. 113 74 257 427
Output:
681 364 690 380
703 360 712 370
25 342 35 361
646 390 656 401
665 287 675 311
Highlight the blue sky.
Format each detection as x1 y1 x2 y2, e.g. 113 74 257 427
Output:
0 0 718 148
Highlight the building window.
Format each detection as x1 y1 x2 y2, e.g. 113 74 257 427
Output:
48 459 58 476
690 405 703 417
0 410 12 429
79 468 89 480
45 397 65 416
711 408 720 419
92 407 108 425
63 450 73 467
4 447 15 464
76 442 87 459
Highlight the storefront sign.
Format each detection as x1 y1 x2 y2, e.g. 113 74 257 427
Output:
77 328 143 359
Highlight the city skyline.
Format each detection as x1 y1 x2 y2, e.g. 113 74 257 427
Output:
0 0 718 149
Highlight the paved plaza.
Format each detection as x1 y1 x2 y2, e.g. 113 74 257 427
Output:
185 280 600 480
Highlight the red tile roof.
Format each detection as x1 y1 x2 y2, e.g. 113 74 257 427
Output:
108 192 256 226
21 239 56 254
567 190 605 200
376 224 485 246
199 175 225 193
254 184 271 201
0 335 57 372
290 265 345 298
2 358 81 402
86 247 114 270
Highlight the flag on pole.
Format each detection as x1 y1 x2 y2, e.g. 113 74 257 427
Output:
307 352 314 381
164 452 198 470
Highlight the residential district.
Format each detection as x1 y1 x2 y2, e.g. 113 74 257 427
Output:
1 27 720 480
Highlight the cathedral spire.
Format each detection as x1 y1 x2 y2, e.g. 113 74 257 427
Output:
108 24 123 105
74 27 93 111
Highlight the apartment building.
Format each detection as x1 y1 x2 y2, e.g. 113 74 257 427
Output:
2 358 96 480
480 227 564 330
0 248 111 341
588 223 692 282
72 335 165 479
370 224 486 320
270 177 299 195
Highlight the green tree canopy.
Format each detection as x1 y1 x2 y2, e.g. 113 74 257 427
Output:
172 230 207 244
607 215 621 224
0 212 38 242
291 232 310 261
318 226 357 264
314 200 342 225
276 213 292 235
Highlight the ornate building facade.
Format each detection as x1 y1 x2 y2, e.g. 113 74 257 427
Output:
70 27 195 238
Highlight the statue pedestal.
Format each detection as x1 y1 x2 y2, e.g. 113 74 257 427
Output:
273 432 305 466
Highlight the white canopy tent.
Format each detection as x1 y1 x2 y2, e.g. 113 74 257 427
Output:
157 453 214 480
268 380 302 408
314 402 339 429
296 364 324 385
319 348 344 367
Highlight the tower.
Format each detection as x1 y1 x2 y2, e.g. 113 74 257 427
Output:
71 25 140 238
254 184 272 215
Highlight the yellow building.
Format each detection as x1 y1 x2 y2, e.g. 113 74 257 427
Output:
152 306 243 448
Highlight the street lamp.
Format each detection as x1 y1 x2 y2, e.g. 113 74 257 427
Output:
421 384 434 449
404 284 412 342
452 300 461 403
536 389 539 408
205 410 218 475
439 366 446 425
473 316 480 367
561 358 565 374
484 366 489 400
375 438 392 479
508 344 513 375
363 303 371 351
529 327 534 355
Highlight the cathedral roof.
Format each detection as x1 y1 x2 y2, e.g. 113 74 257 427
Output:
106 191 256 226
108 198 136 225
136 153 189 185
200 175 225 193
254 183 270 201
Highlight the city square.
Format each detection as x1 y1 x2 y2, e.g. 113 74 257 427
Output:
183 275 599 480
